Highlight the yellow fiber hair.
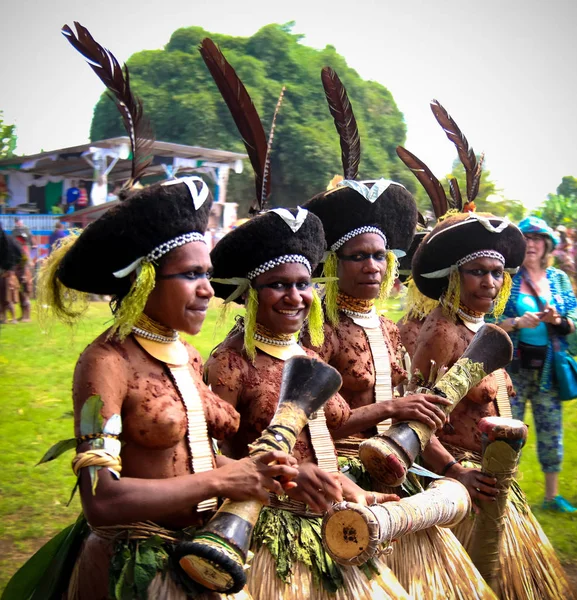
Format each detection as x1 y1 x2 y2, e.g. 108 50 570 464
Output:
243 286 259 362
37 231 90 327
441 269 460 320
437 208 460 222
379 250 399 301
403 277 439 322
492 270 512 320
323 251 339 326
108 261 156 341
307 287 325 348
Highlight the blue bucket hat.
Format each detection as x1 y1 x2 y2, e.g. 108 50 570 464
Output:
518 216 560 248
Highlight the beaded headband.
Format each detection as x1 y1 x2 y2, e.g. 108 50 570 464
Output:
246 254 312 280
422 249 514 279
456 250 505 268
331 226 387 252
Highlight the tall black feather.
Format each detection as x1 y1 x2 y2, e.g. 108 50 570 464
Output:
448 178 463 211
321 67 361 180
199 38 269 213
61 22 153 187
430 100 477 202
260 86 285 212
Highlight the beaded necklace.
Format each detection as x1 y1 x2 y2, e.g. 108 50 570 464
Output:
456 303 485 325
132 313 179 343
253 323 297 347
336 292 375 319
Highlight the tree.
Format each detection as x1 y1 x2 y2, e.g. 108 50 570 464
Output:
534 194 577 229
532 176 577 229
0 111 17 159
90 23 409 214
556 176 577 199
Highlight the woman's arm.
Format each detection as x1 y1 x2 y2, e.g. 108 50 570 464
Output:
422 436 498 505
329 393 451 439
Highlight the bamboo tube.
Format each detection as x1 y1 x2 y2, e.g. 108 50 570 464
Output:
468 416 527 594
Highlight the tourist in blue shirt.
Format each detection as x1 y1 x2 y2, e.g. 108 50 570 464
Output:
499 216 577 512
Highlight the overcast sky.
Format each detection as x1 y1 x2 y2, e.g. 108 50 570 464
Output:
1 0 575 209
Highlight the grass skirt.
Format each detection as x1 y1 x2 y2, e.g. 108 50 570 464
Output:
249 505 410 600
452 456 575 600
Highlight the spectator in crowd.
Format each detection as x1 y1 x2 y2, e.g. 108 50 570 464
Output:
65 181 80 213
11 218 35 251
76 182 89 211
48 222 68 254
499 216 577 513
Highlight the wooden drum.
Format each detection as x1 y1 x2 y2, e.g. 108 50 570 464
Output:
322 478 471 566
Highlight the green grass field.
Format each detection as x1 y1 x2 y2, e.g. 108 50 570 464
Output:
1 299 576 592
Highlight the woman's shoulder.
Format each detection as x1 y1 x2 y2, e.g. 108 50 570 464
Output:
76 332 133 372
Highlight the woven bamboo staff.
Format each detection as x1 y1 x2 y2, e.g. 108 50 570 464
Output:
359 324 513 486
174 356 342 594
468 416 528 593
322 478 470 566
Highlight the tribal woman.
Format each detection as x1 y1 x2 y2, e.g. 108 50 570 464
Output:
201 39 409 600
301 71 498 600
4 23 299 600
411 211 575 599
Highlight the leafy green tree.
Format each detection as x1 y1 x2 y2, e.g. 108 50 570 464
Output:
90 23 409 214
556 176 577 199
0 111 17 159
534 194 577 229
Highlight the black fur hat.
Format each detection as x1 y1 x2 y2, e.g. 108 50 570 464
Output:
398 230 427 284
57 178 212 295
412 212 526 300
304 181 417 253
210 208 325 301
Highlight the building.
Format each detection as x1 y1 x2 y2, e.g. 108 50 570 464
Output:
0 137 246 256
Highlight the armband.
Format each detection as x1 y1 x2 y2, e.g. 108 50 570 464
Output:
441 458 460 476
38 395 122 497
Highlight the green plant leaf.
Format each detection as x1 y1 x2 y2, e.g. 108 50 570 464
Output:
80 394 104 436
36 438 76 465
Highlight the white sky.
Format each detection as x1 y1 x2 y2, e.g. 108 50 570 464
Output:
1 0 576 209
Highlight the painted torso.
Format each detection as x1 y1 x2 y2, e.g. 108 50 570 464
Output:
74 332 239 526
311 312 407 437
205 331 350 464
412 307 514 453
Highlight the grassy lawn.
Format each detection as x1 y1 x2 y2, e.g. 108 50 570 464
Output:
1 298 576 592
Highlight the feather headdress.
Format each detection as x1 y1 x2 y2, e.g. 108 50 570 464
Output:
199 38 284 215
321 67 361 180
61 22 153 190
397 99 483 215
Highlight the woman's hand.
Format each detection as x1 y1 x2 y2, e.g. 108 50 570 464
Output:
517 311 542 330
538 303 561 325
285 461 343 512
447 464 498 511
339 473 400 506
389 394 452 430
216 450 299 504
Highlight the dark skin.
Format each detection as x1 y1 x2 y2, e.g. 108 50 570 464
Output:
415 257 514 505
397 315 424 359
75 242 298 531
303 233 451 436
206 263 399 512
